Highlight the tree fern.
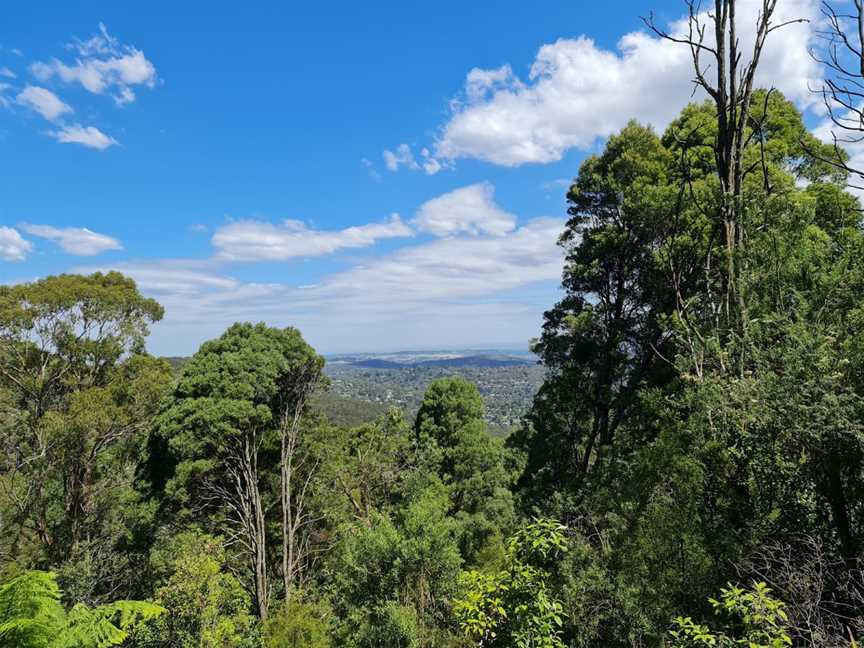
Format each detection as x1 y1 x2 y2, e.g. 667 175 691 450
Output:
0 571 164 648
0 570 64 648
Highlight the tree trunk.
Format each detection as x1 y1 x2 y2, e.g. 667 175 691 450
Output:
280 379 317 602
230 435 269 620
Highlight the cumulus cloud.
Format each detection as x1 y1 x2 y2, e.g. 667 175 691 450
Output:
15 85 72 121
30 23 157 106
49 124 117 150
413 182 516 237
0 227 32 261
6 24 150 147
21 224 122 255
433 0 822 166
212 214 413 261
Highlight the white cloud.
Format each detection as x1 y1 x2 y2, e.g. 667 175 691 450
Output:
382 143 443 175
21 224 122 255
212 214 413 261
15 85 72 121
413 182 516 237
0 227 32 261
77 218 564 354
463 64 521 103
419 148 442 174
433 0 822 166
0 83 11 108
0 67 15 79
67 183 565 354
30 23 157 106
49 124 117 150
383 143 419 171
307 217 563 306
77 260 242 295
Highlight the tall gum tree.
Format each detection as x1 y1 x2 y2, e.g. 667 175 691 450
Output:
0 272 169 599
156 322 324 619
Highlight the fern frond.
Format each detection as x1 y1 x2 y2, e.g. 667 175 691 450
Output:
0 571 64 648
56 600 165 648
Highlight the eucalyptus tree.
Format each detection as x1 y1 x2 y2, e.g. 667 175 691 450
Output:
645 0 809 350
156 323 324 619
0 272 169 600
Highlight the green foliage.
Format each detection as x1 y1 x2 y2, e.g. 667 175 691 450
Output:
669 582 791 648
328 477 464 647
4 76 864 648
133 532 257 647
453 518 567 648
263 597 332 648
510 120 679 506
511 87 864 646
0 272 171 601
317 408 412 526
0 570 63 648
0 570 163 648
415 377 516 562
156 322 324 513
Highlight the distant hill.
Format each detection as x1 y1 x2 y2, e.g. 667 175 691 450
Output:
165 352 534 371
332 351 535 369
348 355 530 369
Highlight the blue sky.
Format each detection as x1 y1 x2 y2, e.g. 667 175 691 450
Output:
0 0 832 355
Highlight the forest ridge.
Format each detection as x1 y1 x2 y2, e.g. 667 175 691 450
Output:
3 1 864 647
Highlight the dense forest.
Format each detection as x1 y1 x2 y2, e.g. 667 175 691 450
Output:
3 1 864 646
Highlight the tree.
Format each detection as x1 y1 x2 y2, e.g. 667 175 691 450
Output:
0 273 170 600
510 122 678 505
327 477 463 647
516 86 864 644
133 531 258 647
156 322 324 620
645 0 807 343
277 345 325 602
263 598 332 648
414 377 515 561
318 409 413 526
0 570 162 648
453 518 568 648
